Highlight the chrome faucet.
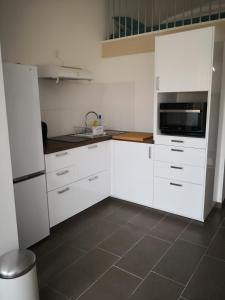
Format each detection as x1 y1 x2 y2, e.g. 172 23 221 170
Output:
85 111 99 128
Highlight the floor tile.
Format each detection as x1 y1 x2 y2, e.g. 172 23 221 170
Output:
116 235 170 278
78 267 141 300
130 272 183 300
207 227 225 261
99 223 144 256
67 219 119 251
36 243 84 287
183 255 225 300
150 214 190 242
178 220 217 247
49 248 118 299
92 197 125 219
154 239 204 285
39 286 68 300
105 202 143 225
30 229 69 258
128 208 165 233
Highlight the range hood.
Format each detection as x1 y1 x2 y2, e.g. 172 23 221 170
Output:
37 64 93 83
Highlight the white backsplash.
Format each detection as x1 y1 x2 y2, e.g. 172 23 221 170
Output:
40 80 136 137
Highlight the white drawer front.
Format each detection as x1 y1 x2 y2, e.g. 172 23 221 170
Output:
46 165 77 192
48 171 110 227
154 177 204 220
155 145 206 167
155 135 207 149
154 161 205 185
74 142 108 179
45 149 74 173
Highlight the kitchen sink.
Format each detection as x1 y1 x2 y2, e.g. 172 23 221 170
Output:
49 135 92 143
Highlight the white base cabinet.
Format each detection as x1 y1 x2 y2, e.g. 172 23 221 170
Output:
45 141 111 227
112 141 154 207
48 171 110 227
154 177 204 221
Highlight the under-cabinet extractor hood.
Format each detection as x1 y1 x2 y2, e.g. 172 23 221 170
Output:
37 64 93 82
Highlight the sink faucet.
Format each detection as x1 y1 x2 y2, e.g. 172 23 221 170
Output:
85 111 99 128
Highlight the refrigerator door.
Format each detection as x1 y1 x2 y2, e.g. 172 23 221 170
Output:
3 63 45 179
14 174 50 249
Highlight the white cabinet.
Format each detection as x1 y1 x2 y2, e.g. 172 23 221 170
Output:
45 149 74 173
155 161 205 185
155 145 206 167
45 141 111 227
154 177 203 221
155 27 214 92
74 142 108 179
48 171 110 227
112 141 154 207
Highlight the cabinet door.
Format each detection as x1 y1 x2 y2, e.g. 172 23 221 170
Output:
155 27 214 92
112 141 154 207
73 141 108 179
48 171 110 227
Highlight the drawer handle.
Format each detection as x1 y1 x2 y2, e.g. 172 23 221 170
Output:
88 145 98 149
58 187 70 194
149 147 152 159
55 152 68 157
88 175 99 182
56 170 69 176
170 182 183 187
170 166 183 170
171 149 184 152
171 140 184 143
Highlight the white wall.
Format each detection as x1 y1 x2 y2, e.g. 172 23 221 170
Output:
214 44 225 204
0 0 155 135
0 46 18 255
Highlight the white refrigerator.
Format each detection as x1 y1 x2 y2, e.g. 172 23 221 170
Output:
3 63 50 249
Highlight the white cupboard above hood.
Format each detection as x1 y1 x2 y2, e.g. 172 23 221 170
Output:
37 64 93 82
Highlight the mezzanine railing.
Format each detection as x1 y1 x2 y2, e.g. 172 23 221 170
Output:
106 0 225 39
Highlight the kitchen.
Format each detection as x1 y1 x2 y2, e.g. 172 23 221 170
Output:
1 1 225 300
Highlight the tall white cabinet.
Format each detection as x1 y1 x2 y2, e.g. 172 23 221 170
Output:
154 27 224 221
112 141 154 207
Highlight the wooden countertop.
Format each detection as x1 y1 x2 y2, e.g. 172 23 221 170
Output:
44 132 154 155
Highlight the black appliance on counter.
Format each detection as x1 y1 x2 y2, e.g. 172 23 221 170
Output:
159 102 207 137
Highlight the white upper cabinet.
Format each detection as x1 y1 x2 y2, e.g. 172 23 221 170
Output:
155 27 214 92
112 141 154 207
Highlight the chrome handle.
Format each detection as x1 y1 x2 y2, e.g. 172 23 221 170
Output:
56 152 68 157
88 145 98 149
149 147 152 159
58 187 70 194
170 182 183 187
171 149 184 152
56 170 69 176
171 140 184 143
156 76 160 90
88 175 99 182
170 166 183 170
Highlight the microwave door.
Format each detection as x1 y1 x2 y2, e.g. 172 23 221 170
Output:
160 109 203 136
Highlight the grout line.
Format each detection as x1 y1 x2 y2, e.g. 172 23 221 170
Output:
96 246 121 258
45 285 70 300
180 221 223 298
129 219 191 298
145 232 173 245
177 237 208 249
204 253 225 264
75 257 121 300
113 265 144 280
151 270 185 287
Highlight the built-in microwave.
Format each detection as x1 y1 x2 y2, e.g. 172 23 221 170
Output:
159 102 207 137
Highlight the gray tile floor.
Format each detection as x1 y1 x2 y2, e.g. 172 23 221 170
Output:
31 197 225 300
